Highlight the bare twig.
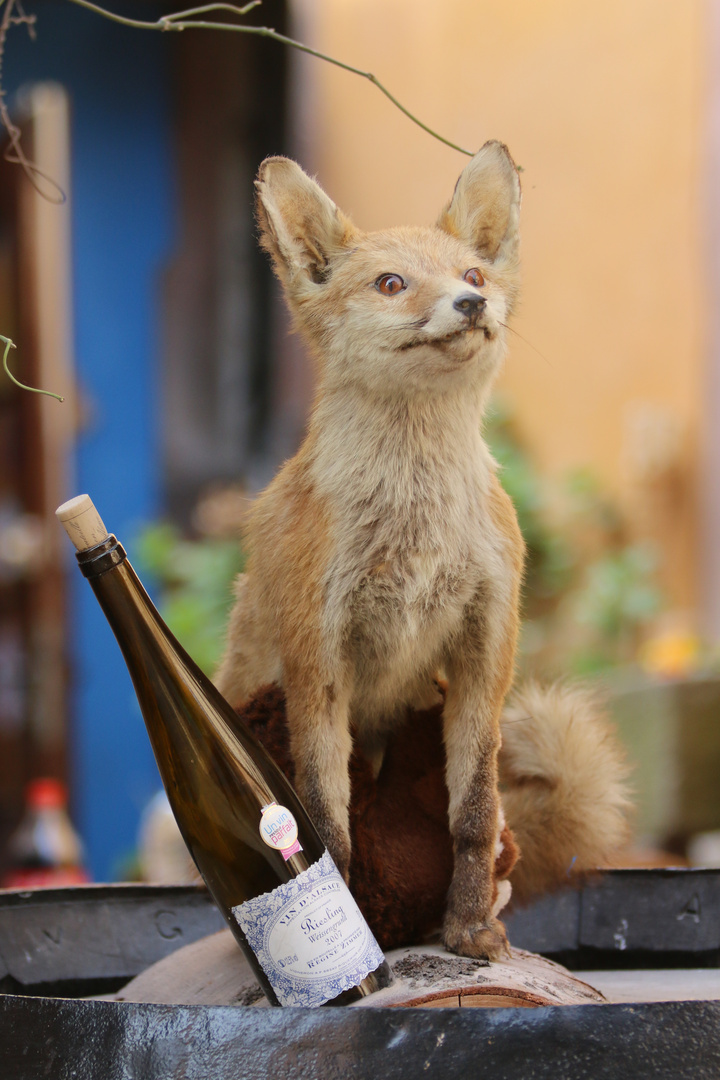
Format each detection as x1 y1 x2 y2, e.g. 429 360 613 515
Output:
0 0 473 208
0 0 66 202
64 0 474 157
1 335 65 401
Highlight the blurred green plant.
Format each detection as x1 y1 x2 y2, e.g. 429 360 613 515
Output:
485 400 665 677
135 522 244 675
485 400 574 607
568 544 663 675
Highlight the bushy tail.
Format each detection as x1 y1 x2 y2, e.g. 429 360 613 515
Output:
499 681 633 905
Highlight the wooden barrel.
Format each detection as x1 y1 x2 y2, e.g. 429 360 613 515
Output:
0 873 719 1079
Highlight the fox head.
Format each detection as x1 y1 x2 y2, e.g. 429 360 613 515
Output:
255 141 521 397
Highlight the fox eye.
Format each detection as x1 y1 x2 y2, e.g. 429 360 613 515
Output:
463 268 485 288
375 274 406 296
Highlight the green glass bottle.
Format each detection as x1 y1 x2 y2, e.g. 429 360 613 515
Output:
56 495 392 1007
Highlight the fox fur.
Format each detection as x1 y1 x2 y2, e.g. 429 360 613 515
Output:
216 142 630 960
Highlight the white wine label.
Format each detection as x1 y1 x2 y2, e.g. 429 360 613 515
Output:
259 802 302 860
232 849 385 1007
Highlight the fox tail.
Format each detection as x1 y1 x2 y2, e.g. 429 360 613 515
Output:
499 681 633 904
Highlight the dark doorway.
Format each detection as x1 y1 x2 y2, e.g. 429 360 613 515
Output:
162 0 295 526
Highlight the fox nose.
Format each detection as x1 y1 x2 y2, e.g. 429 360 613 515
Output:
453 293 487 322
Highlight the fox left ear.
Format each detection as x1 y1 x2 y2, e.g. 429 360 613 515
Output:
437 141 521 269
255 157 358 289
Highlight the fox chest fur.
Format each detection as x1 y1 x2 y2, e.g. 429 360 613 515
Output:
306 399 516 726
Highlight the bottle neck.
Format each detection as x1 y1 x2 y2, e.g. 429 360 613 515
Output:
76 534 127 578
73 532 281 803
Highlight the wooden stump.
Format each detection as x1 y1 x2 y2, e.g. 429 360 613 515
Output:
113 929 606 1009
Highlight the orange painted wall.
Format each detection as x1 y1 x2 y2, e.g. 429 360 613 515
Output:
293 0 708 613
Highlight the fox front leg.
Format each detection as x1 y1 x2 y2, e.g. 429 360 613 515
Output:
442 590 519 961
284 674 354 878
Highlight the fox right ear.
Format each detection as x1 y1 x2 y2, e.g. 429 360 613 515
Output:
255 158 357 287
437 141 521 270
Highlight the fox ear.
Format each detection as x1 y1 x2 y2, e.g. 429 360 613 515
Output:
255 157 357 286
437 141 521 268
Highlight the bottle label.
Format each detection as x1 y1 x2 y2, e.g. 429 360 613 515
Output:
259 802 302 860
232 849 385 1007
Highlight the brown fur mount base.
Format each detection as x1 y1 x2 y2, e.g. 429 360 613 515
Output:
234 681 631 952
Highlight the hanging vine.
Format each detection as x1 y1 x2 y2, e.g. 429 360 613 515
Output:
0 0 66 202
1 335 65 401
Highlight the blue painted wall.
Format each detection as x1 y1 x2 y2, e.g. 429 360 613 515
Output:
5 2 175 878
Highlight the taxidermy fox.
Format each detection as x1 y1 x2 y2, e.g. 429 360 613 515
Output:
216 142 630 960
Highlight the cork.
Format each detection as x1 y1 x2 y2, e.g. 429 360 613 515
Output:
56 494 109 552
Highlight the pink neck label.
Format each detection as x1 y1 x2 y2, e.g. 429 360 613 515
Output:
259 803 302 860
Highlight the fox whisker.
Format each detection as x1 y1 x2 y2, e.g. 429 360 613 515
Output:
499 321 553 368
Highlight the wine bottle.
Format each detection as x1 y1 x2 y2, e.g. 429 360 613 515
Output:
56 495 392 1007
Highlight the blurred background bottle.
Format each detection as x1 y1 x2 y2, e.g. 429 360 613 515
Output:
137 789 199 884
1 778 89 888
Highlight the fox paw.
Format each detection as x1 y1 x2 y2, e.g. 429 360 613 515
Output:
442 915 510 962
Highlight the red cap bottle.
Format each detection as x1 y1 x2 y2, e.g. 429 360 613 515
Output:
2 778 89 889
